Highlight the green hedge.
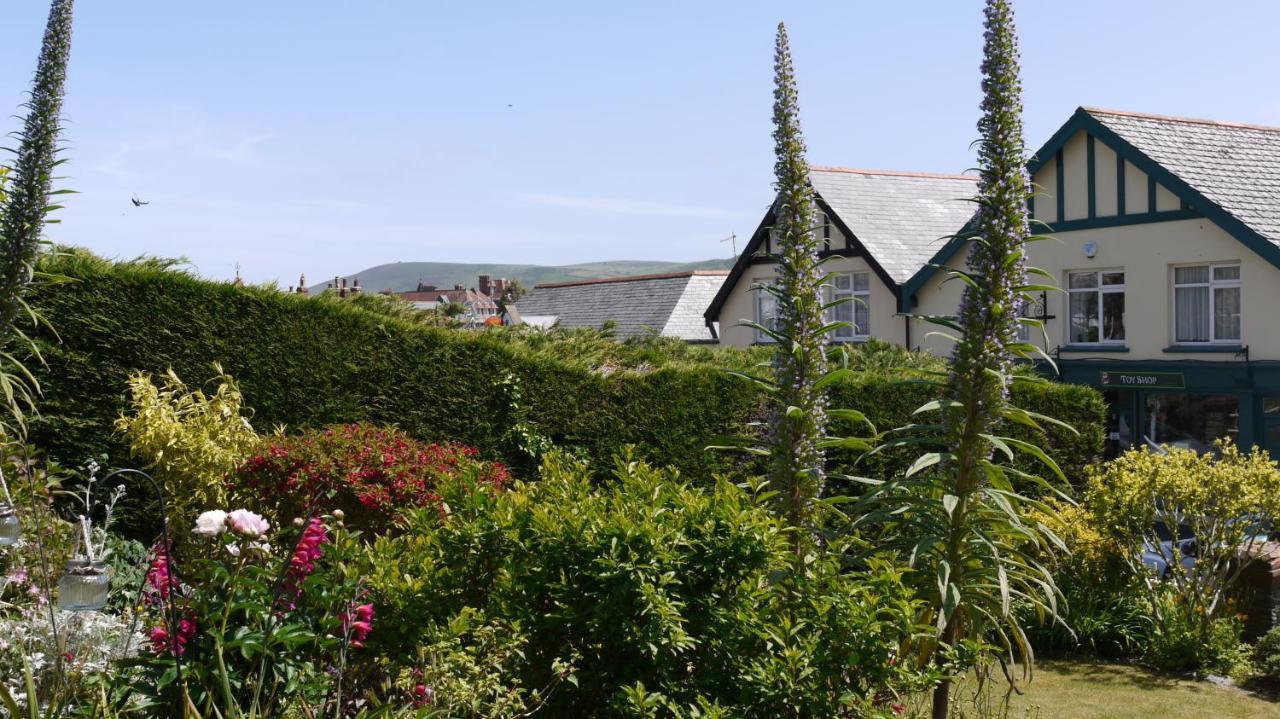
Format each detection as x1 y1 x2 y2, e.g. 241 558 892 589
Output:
24 253 1104 486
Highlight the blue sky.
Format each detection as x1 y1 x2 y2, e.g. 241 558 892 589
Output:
0 1 1277 285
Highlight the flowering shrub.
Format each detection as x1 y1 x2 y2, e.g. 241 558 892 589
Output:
235 423 510 533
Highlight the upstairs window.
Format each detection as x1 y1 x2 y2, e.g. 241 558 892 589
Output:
1174 263 1240 343
828 272 870 341
754 278 779 343
1067 270 1125 344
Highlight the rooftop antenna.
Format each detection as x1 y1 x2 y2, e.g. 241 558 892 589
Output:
719 232 737 256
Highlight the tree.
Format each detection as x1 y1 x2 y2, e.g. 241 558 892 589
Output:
754 23 829 542
0 0 76 432
853 2 1069 716
499 278 526 309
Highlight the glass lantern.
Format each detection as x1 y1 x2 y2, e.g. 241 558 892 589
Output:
57 559 110 612
0 502 18 546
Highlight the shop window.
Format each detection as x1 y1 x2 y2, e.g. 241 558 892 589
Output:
1067 270 1125 344
1144 393 1239 454
1173 263 1240 344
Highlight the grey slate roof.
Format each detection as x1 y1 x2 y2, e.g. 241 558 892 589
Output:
513 271 728 341
810 167 978 284
1086 108 1280 245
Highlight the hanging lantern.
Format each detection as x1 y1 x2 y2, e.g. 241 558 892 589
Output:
57 559 109 611
0 502 18 546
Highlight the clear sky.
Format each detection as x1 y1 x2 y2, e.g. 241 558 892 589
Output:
0 1 1277 285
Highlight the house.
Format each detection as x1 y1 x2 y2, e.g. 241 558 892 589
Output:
709 106 1280 459
705 166 977 348
513 270 729 342
395 274 506 326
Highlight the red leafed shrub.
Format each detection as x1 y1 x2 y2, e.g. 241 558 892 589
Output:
233 423 509 533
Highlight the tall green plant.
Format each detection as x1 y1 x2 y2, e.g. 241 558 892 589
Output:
745 23 830 540
853 2 1070 717
0 0 76 433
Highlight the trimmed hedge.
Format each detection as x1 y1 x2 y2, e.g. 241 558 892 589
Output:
25 253 1104 486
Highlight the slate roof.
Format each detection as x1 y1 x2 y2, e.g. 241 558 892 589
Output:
809 167 978 284
705 166 977 323
513 271 728 341
1085 108 1280 245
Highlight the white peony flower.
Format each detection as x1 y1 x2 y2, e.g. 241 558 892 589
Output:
226 509 270 538
193 510 228 536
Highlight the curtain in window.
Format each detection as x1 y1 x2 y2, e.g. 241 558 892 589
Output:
1175 286 1209 342
1215 286 1241 340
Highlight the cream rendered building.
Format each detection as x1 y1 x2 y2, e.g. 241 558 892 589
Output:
708 107 1280 458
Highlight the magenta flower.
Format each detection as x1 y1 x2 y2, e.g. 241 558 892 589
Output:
342 602 375 647
144 543 172 606
278 517 328 610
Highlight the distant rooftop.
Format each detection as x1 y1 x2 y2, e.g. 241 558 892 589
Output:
515 270 728 341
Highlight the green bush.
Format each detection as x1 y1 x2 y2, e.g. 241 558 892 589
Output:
1253 626 1280 681
25 251 1104 488
362 450 929 717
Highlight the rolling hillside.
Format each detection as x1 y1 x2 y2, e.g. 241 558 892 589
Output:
322 258 736 293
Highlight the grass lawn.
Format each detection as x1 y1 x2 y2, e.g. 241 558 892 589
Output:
941 660 1280 718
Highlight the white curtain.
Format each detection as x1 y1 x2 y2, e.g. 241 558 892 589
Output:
1175 286 1209 342
1215 286 1241 340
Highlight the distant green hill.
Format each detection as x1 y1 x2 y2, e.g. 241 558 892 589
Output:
320 258 736 293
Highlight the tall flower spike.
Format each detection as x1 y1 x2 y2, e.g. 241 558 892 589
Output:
0 0 75 339
766 22 829 541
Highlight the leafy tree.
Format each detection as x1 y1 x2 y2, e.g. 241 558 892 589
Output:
853 2 1070 716
499 278 526 309
0 0 76 432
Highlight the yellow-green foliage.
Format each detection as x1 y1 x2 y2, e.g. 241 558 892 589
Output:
1086 442 1280 538
113 364 257 525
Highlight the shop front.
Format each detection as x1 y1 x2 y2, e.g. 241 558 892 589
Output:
1051 359 1280 459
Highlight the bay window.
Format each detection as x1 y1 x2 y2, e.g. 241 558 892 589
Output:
1067 270 1125 345
1173 263 1240 344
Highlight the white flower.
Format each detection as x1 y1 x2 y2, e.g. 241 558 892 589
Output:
193 510 228 536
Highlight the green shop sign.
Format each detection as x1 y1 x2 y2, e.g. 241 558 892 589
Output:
1099 371 1186 390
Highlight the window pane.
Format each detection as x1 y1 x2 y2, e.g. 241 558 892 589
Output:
1102 291 1125 341
1214 265 1240 281
854 299 870 336
853 272 870 292
1214 286 1241 340
1068 271 1098 289
833 273 851 290
1175 286 1209 342
1102 272 1125 286
1175 266 1209 285
1145 394 1239 453
1069 291 1099 343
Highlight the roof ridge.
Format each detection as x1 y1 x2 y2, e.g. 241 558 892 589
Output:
534 269 729 289
1083 106 1280 133
808 165 977 181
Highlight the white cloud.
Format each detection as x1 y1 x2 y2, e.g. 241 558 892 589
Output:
516 192 736 219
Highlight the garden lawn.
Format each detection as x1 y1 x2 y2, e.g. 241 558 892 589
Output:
1000 660 1280 718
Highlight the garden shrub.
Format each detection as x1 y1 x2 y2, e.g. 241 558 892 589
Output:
362 450 928 717
233 422 509 533
114 365 258 528
25 250 1104 488
1253 626 1280 682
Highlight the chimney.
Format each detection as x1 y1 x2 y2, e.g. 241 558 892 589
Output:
297 273 309 296
340 277 349 298
454 283 465 291
492 277 507 298
352 277 362 295
478 274 492 297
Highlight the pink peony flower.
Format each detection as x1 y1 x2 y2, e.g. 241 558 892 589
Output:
226 509 270 538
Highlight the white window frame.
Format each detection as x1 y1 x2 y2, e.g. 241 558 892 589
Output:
753 277 779 343
1065 269 1126 346
1172 262 1241 345
827 271 871 342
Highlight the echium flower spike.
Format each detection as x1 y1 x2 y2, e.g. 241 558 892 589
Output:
766 23 828 541
0 0 75 339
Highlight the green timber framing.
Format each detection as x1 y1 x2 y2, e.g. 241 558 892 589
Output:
899 105 1280 456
